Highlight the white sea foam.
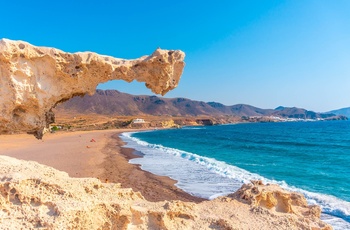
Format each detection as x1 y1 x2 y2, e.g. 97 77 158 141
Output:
120 132 350 229
181 127 206 130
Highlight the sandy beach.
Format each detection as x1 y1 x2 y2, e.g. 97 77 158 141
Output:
0 129 333 229
0 129 204 203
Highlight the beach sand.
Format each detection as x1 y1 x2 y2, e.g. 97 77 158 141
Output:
0 130 332 230
0 129 204 203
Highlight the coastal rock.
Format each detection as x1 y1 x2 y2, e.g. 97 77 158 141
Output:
0 39 185 138
230 180 322 218
0 156 332 229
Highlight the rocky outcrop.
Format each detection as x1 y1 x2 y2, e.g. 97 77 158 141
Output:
0 39 185 138
196 118 215 126
0 156 331 229
229 180 325 221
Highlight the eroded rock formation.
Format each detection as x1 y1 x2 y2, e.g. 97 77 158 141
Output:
0 39 185 138
0 156 331 229
0 39 333 229
229 180 324 220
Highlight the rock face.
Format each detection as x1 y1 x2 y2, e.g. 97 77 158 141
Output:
0 39 185 138
0 156 331 230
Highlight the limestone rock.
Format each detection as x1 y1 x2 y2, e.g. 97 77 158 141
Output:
228 180 330 229
0 39 185 138
0 157 332 230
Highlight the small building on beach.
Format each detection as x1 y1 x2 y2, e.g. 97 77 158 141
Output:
132 118 145 124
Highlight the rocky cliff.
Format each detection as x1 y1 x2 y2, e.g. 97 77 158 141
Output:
0 39 185 138
0 155 331 229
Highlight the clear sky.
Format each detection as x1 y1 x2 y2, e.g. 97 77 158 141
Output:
1 0 350 112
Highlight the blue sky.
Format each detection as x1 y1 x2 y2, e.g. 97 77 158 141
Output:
1 1 350 112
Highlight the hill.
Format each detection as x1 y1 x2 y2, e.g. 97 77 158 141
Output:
329 107 350 118
55 90 221 116
55 89 346 120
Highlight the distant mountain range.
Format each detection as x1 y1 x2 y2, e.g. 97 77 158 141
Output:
328 107 350 118
55 90 347 120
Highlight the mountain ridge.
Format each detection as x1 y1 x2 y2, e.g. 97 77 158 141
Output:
55 89 346 120
328 107 350 118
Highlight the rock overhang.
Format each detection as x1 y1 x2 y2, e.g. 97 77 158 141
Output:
0 39 185 138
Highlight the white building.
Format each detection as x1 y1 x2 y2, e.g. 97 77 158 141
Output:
132 118 145 123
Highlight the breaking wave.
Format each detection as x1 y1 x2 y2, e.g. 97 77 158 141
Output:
120 131 350 229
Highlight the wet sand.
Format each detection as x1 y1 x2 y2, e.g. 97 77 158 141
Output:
0 129 204 203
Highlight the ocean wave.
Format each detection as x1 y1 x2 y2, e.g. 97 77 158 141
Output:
121 132 262 184
120 132 350 226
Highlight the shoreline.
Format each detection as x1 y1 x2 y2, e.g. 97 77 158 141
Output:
0 129 336 229
101 132 205 202
0 129 204 203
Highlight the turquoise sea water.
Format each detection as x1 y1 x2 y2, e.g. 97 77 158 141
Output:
120 121 350 229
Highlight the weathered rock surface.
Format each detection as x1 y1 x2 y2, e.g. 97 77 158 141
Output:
0 39 333 229
0 156 331 229
0 39 185 138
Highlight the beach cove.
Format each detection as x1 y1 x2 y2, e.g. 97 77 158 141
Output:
0 128 331 229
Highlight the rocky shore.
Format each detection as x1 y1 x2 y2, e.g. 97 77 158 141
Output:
0 39 333 229
0 130 331 229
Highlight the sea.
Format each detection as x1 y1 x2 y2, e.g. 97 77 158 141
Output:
120 121 350 229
